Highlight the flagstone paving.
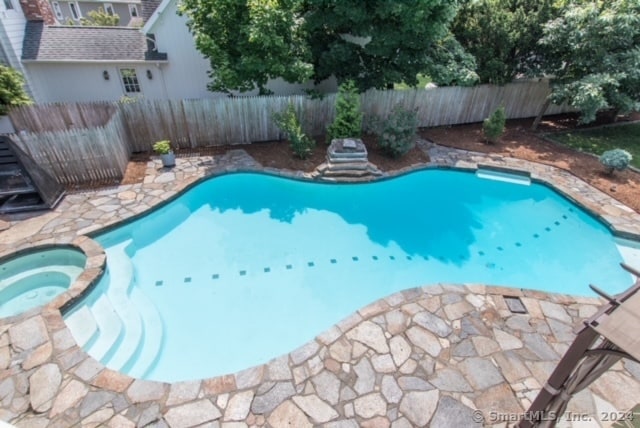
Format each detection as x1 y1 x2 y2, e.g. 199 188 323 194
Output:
0 142 639 427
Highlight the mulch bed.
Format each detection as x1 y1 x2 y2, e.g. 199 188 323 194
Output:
116 112 640 213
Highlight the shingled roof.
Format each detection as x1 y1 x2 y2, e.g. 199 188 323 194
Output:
22 22 167 62
141 0 162 23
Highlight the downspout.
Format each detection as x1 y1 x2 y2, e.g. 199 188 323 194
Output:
156 62 168 100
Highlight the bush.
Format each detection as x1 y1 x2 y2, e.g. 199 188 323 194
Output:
80 7 120 26
600 149 632 175
153 140 172 154
0 66 31 115
371 105 418 158
326 80 362 143
272 103 315 159
482 106 506 143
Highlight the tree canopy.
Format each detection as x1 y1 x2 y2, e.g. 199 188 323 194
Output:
451 0 556 84
179 0 462 93
537 0 640 123
178 0 313 94
301 0 460 90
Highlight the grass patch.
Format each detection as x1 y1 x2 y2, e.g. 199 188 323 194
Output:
394 74 432 90
547 123 640 168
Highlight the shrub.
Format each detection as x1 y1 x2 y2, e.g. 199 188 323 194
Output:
600 149 632 175
482 106 506 143
326 80 362 143
371 105 418 158
272 103 315 159
153 140 172 154
80 7 120 26
0 65 31 115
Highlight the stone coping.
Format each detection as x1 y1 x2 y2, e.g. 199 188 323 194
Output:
1 141 637 325
5 282 640 427
0 143 639 426
0 237 105 325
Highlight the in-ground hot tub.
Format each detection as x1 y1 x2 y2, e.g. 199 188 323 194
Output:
0 247 86 318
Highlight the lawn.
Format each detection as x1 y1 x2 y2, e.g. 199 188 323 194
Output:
393 74 432 90
547 123 640 168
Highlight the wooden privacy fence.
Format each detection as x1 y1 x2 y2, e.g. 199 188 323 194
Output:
118 95 336 152
119 79 569 152
9 102 115 133
6 79 572 185
9 109 130 186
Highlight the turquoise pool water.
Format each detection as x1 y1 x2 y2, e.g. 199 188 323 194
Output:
0 248 86 318
64 171 634 382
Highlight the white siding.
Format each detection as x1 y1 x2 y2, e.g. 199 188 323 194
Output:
1 0 26 60
24 62 168 102
145 0 214 100
0 0 39 99
147 0 337 99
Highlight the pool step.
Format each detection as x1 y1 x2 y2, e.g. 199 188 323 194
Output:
85 293 123 362
101 243 144 371
125 287 164 379
63 240 165 379
64 305 98 348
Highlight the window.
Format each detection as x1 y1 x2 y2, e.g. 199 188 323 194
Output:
68 1 81 19
120 68 141 93
128 4 138 17
52 1 63 19
3 0 14 10
103 3 114 15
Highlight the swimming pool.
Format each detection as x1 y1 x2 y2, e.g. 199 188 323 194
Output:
64 170 634 382
0 248 86 318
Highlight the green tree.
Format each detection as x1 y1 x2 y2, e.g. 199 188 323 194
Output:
80 7 120 26
422 34 479 87
535 0 640 126
302 0 460 90
452 0 556 84
179 0 312 95
0 66 31 115
482 106 506 143
272 103 315 159
326 80 362 143
180 0 462 93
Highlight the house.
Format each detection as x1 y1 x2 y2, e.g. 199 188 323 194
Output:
49 0 143 27
140 0 336 100
21 23 168 102
0 0 335 104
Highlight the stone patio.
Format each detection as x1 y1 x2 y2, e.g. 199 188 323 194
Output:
1 142 639 427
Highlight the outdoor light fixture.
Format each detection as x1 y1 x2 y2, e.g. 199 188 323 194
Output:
103 70 109 80
146 69 153 80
